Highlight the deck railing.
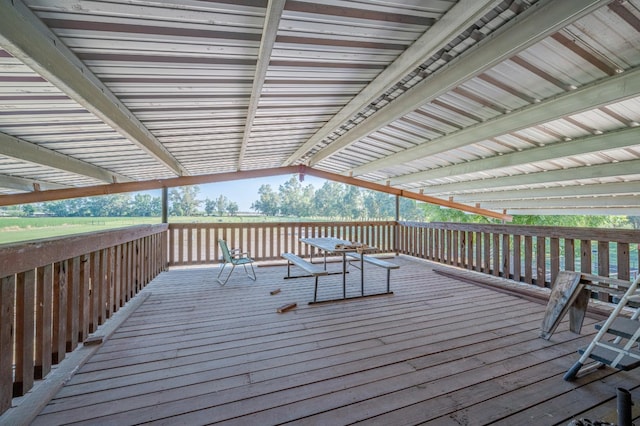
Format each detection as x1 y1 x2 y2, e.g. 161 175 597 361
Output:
3 219 640 418
167 221 396 265
398 221 640 288
0 224 167 415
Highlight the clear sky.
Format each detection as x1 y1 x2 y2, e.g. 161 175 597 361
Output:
150 173 329 212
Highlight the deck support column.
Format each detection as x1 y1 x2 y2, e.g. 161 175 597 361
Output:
161 187 168 224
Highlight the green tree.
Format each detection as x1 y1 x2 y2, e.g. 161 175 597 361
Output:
252 184 280 216
226 201 239 216
314 181 345 218
43 200 72 217
279 176 306 216
21 204 35 216
204 198 217 216
363 191 394 220
131 193 161 216
86 194 131 216
169 186 201 216
422 203 491 223
627 216 640 229
215 194 229 216
344 185 363 219
399 198 424 221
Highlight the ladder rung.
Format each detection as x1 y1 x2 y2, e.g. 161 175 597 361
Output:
595 317 640 339
578 343 640 371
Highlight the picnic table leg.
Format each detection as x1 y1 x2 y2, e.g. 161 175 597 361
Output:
342 252 347 299
314 276 318 303
360 253 364 296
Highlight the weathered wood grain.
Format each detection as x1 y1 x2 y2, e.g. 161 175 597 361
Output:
27 258 639 426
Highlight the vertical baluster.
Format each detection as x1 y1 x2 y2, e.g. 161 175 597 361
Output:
90 252 100 333
536 236 546 287
550 237 560 285
580 239 592 278
128 241 134 298
618 242 630 281
14 270 35 396
79 254 90 343
524 235 533 284
598 241 610 301
35 265 52 380
513 235 521 281
66 256 80 352
0 274 15 413
565 238 575 272
493 233 501 276
187 226 193 265
100 249 108 323
114 246 122 310
465 231 473 270
460 231 467 268
483 232 491 274
169 226 175 266
472 231 480 272
52 260 67 363
502 234 510 279
107 247 115 319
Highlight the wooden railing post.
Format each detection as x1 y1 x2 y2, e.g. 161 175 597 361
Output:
14 270 35 396
0 275 15 414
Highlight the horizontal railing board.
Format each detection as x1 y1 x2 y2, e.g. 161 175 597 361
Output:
0 224 167 278
409 221 640 244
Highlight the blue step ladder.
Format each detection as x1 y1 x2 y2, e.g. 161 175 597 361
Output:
564 274 640 381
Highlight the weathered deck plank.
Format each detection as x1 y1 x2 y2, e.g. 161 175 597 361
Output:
31 257 639 425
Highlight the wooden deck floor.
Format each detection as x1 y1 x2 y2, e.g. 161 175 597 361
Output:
32 256 639 425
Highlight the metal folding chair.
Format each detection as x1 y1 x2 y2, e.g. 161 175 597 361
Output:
216 239 256 285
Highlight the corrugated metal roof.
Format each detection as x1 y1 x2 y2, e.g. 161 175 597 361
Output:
1 0 640 216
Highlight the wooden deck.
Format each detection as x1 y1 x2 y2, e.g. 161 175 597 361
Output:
30 256 639 425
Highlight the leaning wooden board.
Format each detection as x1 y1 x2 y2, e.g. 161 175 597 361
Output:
540 271 583 340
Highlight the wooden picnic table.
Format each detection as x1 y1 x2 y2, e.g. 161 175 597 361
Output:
300 237 376 301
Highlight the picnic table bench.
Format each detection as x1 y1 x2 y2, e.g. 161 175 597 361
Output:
282 253 328 303
346 252 398 293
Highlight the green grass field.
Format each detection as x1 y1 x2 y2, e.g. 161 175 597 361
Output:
0 215 313 245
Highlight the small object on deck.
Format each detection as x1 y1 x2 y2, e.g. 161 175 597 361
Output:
277 302 297 313
270 288 281 295
83 335 104 346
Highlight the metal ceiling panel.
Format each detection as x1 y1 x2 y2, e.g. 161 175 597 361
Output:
1 0 640 215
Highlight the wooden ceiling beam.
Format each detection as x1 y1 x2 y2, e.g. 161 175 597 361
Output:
282 0 499 166
238 0 286 169
352 64 640 176
307 0 609 168
385 126 640 185
0 131 132 184
0 174 70 192
0 0 187 177
452 181 640 202
421 159 640 195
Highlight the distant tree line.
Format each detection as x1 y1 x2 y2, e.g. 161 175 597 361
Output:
251 176 423 220
5 174 640 228
24 193 162 217
12 188 239 218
